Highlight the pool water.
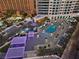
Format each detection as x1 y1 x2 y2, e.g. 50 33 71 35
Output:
45 24 57 33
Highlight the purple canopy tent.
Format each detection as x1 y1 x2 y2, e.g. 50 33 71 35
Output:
5 47 25 59
28 32 35 37
5 36 27 59
25 32 36 51
10 36 27 48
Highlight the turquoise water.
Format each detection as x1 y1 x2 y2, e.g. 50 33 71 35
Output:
45 24 57 33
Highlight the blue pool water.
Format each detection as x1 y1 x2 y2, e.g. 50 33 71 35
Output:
45 24 57 33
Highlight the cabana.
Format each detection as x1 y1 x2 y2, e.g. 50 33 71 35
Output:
26 32 36 51
10 36 27 47
5 47 25 59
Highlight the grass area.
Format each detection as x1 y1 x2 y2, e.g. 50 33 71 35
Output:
0 42 10 53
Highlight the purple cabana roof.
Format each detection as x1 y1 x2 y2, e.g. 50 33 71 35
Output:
5 47 25 59
25 32 36 51
28 32 35 37
11 36 27 45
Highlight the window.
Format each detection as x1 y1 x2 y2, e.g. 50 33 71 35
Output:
39 46 42 49
59 10 62 11
52 13 54 14
57 2 59 4
73 1 76 2
53 10 54 12
66 4 68 6
53 5 55 6
67 12 69 14
60 13 61 14
67 1 69 3
38 7 48 9
49 13 51 14
65 7 67 9
70 1 72 3
50 5 52 6
68 9 70 11
61 4 63 6
56 10 58 12
56 5 58 7
64 12 66 14
50 8 52 9
38 13 48 14
48 44 50 47
44 46 46 48
39 10 48 11
70 12 72 13
50 10 52 11
56 8 58 9
55 13 57 14
68 7 71 8
38 5 48 6
65 10 67 11
53 2 56 4
54 0 56 1
39 2 49 3
69 4 71 6
53 8 55 9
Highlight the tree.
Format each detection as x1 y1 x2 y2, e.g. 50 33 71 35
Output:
3 20 12 27
3 10 15 18
20 11 27 18
37 47 46 56
52 47 64 57
0 43 10 53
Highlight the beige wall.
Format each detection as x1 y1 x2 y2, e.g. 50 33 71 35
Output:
0 0 36 15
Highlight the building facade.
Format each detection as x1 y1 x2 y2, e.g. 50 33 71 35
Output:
0 0 36 15
73 0 79 13
36 0 79 19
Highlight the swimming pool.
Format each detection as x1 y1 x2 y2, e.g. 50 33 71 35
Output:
45 24 57 33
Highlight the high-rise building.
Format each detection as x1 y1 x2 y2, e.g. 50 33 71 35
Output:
36 0 79 19
36 0 49 15
0 0 36 15
73 0 79 13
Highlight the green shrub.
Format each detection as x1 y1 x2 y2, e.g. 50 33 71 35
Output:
0 43 10 53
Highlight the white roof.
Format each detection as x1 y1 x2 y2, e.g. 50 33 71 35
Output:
25 17 33 22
